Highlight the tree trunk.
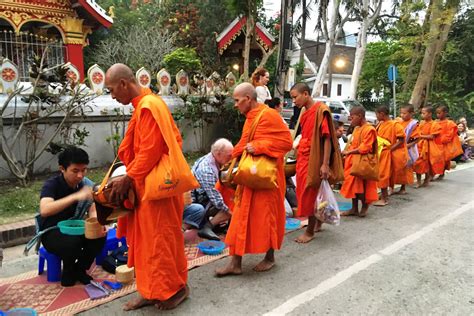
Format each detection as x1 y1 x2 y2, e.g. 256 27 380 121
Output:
349 21 368 99
311 0 340 98
409 0 460 109
257 45 278 70
349 0 382 100
402 0 433 94
299 0 307 64
242 14 255 81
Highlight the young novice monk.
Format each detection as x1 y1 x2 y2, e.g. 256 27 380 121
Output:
290 83 342 243
373 106 407 206
396 104 420 194
340 106 378 217
413 106 444 187
435 105 463 180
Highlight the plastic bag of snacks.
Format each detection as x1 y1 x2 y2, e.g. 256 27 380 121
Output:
314 180 340 225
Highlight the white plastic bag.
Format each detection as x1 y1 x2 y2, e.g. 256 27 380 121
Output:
314 180 340 225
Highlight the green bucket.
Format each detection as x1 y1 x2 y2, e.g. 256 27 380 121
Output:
58 219 85 235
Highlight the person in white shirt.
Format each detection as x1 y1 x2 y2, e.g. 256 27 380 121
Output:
251 67 271 103
335 121 347 151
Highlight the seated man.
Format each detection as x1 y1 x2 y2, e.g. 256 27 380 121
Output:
182 191 206 231
39 146 106 287
191 138 233 240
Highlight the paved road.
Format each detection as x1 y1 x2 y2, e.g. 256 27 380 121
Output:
2 164 473 315
82 164 474 315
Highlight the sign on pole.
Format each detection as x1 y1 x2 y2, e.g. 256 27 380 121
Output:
388 64 397 117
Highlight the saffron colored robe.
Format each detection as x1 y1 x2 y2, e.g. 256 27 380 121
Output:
226 104 292 256
116 92 187 301
295 103 330 217
376 120 408 187
413 120 444 175
437 119 463 170
340 123 378 204
399 119 420 184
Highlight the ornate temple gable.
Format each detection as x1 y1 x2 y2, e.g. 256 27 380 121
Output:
216 16 275 55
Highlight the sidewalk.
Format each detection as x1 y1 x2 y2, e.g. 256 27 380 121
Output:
0 218 35 248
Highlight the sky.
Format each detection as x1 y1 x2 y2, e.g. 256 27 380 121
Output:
262 0 395 43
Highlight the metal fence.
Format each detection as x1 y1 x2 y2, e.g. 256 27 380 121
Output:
0 29 66 81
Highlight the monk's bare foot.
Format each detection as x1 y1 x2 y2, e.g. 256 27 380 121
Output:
359 205 369 217
253 259 275 272
215 263 242 277
155 285 189 310
341 208 357 216
373 200 388 207
295 231 315 243
420 180 430 187
394 189 408 195
314 221 323 233
123 294 157 311
434 174 444 181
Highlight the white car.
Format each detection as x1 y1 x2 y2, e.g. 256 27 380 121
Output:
315 98 377 126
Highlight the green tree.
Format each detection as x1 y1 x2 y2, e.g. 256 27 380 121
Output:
163 48 202 76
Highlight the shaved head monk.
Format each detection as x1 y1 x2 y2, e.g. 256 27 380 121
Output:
340 106 378 217
216 82 292 276
105 63 188 311
373 105 407 206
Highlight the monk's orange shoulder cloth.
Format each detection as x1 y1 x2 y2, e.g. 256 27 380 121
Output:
306 102 344 189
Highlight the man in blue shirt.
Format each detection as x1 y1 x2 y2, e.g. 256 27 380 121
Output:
191 138 233 240
40 146 105 286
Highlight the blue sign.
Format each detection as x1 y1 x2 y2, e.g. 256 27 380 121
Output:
388 64 398 82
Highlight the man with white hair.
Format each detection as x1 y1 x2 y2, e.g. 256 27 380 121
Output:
191 138 234 240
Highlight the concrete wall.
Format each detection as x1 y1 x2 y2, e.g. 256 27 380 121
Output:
0 94 224 179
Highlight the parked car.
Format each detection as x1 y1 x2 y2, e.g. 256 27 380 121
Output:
281 98 294 124
314 98 377 125
280 97 377 126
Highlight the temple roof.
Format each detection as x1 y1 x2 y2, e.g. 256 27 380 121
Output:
71 0 113 28
216 16 275 55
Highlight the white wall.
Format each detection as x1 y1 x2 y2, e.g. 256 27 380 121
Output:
304 74 352 100
0 94 224 179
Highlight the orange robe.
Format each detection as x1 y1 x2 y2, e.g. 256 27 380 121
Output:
296 103 330 217
340 123 378 204
437 119 463 170
116 92 187 301
225 104 292 256
413 120 444 175
399 119 420 184
376 120 408 188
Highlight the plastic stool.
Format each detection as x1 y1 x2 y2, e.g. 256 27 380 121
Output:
38 247 61 282
96 228 126 265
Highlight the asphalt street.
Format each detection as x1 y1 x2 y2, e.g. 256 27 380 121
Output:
2 163 473 315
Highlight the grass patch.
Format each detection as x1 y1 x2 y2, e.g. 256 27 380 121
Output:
0 152 205 225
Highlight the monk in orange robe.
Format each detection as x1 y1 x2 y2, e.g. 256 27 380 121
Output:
413 106 444 187
396 105 420 194
105 64 188 311
373 106 407 206
435 105 463 180
340 106 378 217
215 83 292 276
290 83 342 243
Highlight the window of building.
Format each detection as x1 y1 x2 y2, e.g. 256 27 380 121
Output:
322 84 328 96
337 84 342 96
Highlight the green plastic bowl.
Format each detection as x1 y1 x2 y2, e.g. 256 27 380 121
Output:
58 219 85 235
